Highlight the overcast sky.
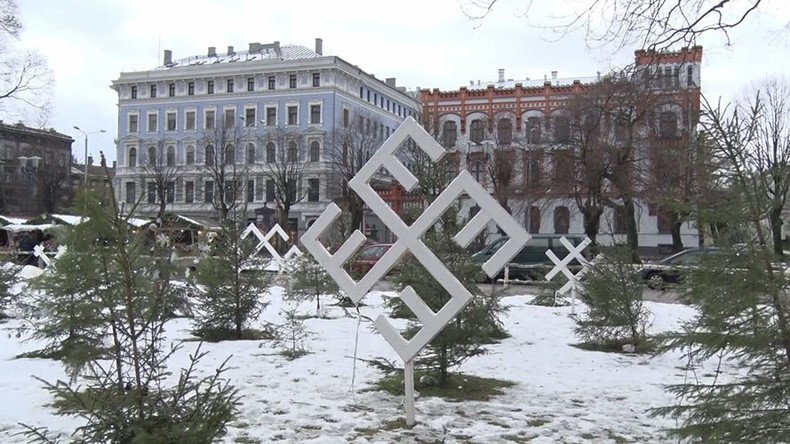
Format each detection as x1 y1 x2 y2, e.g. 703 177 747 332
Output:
14 0 790 164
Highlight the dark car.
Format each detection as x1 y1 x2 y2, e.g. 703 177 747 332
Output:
639 247 723 289
348 243 393 277
472 235 586 281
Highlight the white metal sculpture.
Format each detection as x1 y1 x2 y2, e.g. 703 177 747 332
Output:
33 244 67 268
545 236 592 314
301 117 529 426
241 222 301 271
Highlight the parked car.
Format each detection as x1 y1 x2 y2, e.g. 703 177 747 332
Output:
471 235 586 281
348 243 393 277
639 247 723 289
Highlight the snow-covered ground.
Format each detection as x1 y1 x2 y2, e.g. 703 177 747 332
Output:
0 272 733 443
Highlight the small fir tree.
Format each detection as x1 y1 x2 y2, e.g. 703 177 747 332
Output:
574 248 651 351
274 300 312 359
0 261 19 318
192 212 272 340
285 252 340 317
21 161 238 442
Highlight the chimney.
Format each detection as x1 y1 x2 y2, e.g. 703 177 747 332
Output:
273 41 281 57
163 49 172 65
88 156 93 166
385 77 396 87
227 45 234 55
249 42 262 52
498 68 505 83
208 46 216 57
112 160 117 169
551 70 558 80
315 38 323 55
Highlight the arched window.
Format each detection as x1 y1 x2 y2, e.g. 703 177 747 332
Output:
224 144 235 165
554 206 570 234
287 142 297 162
527 206 541 234
205 145 215 166
470 119 484 144
309 141 320 162
147 146 156 166
128 147 137 167
471 161 484 183
246 143 255 164
442 121 457 147
526 117 541 144
497 118 512 145
166 145 175 167
553 115 571 142
186 145 195 165
659 111 678 139
266 142 276 163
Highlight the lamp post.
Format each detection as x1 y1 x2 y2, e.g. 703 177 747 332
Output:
73 126 106 187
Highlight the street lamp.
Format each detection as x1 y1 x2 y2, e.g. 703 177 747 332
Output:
73 126 106 187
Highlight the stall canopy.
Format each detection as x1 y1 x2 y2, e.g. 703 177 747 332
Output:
0 216 27 226
24 214 88 226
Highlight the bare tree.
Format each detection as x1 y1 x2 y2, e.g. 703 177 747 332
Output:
201 116 249 220
142 140 181 219
463 0 767 52
0 0 52 124
262 126 309 232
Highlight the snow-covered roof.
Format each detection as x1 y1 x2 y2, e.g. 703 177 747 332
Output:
126 217 152 228
157 44 321 70
466 75 600 91
2 223 56 232
177 215 221 230
51 214 87 225
0 216 27 226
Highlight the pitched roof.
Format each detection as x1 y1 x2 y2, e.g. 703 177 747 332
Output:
157 44 321 70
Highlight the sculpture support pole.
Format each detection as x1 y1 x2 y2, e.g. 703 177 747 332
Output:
404 359 415 426
570 281 577 315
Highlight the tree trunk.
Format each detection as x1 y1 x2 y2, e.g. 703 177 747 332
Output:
770 205 784 257
582 206 602 255
623 198 640 263
670 211 684 253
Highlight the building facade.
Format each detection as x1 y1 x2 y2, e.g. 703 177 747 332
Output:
112 38 420 237
420 47 703 255
0 121 73 216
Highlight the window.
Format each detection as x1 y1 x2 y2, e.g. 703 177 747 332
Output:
147 113 158 132
166 181 175 203
614 206 627 234
204 180 214 203
245 108 256 126
287 142 297 161
526 117 541 144
268 75 275 90
247 179 255 202
127 147 137 167
310 104 321 124
554 206 570 234
147 182 156 203
185 111 196 130
225 180 239 203
205 110 215 129
247 77 254 92
343 108 350 128
686 66 693 87
207 80 214 94
128 114 138 133
308 178 319 202
287 105 298 125
367 90 370 102
289 74 297 88
553 150 573 186
265 179 275 202
497 118 513 145
246 143 255 164
166 112 176 131
526 152 542 189
266 107 277 126
205 145 215 166
553 115 570 142
374 93 377 104
312 72 320 87
188 82 194 95
224 144 235 165
659 111 678 139
528 206 541 234
442 121 457 147
657 208 673 234
147 146 157 166
222 108 235 128
186 145 195 165
470 119 484 144
130 86 137 99
471 161 484 183
309 141 320 162
673 67 680 88
166 145 175 166
125 182 136 204
185 181 194 203
664 67 672 89
227 79 234 93
168 83 175 97
150 85 157 98
266 142 275 163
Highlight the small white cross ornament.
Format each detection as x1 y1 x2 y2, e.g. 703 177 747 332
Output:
301 117 529 426
32 245 66 268
545 236 592 314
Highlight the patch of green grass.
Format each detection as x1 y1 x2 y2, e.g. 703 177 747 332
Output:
605 430 629 443
580 432 597 440
232 435 261 444
526 418 551 428
373 372 515 402
571 338 656 354
188 327 276 342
